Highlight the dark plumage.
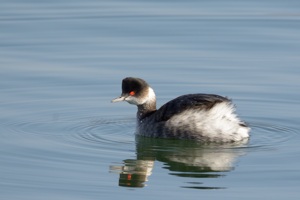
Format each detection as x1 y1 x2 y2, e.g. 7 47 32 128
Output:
151 94 230 122
112 77 250 142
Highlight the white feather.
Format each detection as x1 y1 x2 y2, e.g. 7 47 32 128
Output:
125 87 156 105
166 102 250 142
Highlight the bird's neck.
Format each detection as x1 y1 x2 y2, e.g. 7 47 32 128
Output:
137 87 156 120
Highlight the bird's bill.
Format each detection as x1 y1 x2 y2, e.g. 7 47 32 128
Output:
111 96 125 103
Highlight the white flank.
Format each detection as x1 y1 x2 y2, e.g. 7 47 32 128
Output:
166 102 250 142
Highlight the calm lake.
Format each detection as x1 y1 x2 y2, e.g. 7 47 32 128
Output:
1 0 300 199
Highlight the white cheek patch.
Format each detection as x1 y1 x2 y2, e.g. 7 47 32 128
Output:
125 87 156 106
125 96 142 105
146 87 156 103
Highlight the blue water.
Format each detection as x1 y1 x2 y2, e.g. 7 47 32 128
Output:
1 1 300 199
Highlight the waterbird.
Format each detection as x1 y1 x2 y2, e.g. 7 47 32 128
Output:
112 77 250 142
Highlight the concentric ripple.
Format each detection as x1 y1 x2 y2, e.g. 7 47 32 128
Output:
0 111 136 151
245 120 298 151
1 110 298 153
1 93 300 194
65 116 136 149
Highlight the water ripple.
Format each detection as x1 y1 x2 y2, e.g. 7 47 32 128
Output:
247 121 298 150
1 111 298 153
65 117 135 148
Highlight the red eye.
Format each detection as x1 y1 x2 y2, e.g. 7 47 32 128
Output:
129 91 135 96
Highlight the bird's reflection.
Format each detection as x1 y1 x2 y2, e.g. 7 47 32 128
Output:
110 136 248 188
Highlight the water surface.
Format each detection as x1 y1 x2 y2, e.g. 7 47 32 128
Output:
1 1 300 200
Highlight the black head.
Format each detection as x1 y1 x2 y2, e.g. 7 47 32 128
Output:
121 77 149 98
112 77 153 105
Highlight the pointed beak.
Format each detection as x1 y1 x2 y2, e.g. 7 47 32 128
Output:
111 96 126 103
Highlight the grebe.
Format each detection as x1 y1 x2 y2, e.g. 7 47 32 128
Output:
112 77 250 142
